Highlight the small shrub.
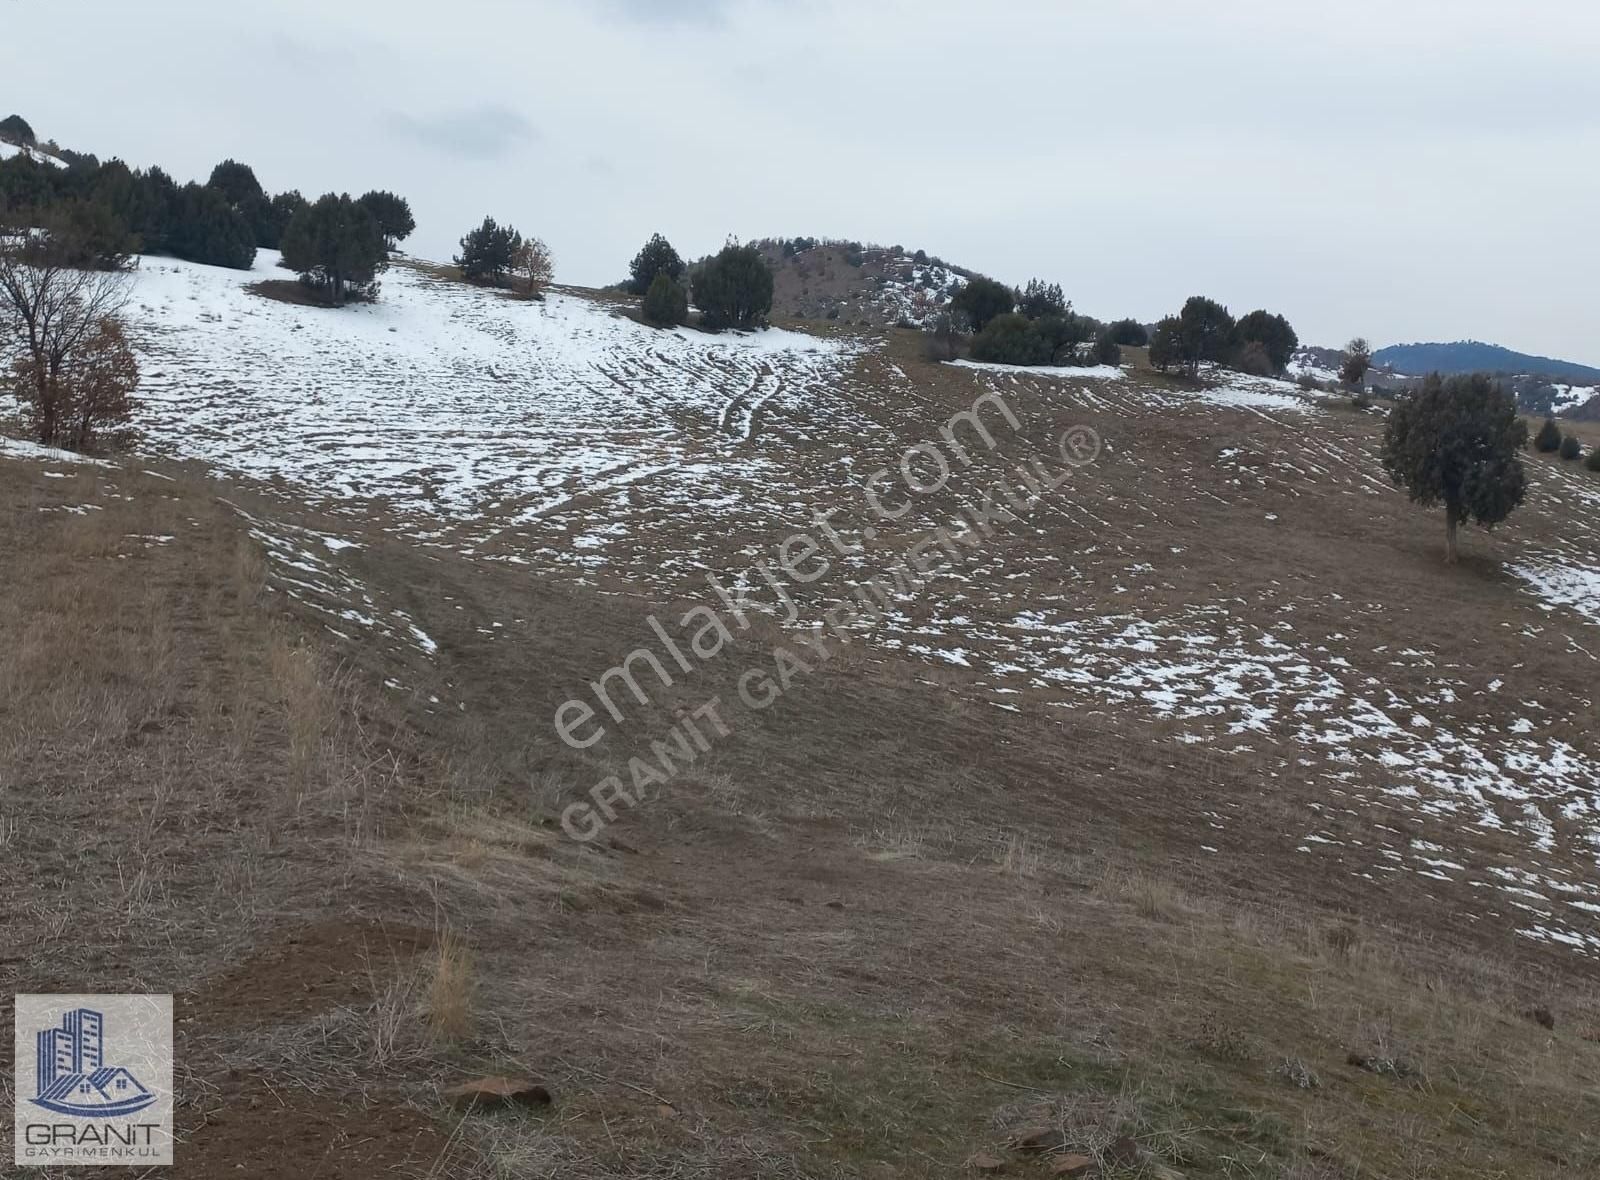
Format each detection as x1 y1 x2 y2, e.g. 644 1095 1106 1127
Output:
1559 433 1582 461
1534 417 1562 452
1297 373 1319 392
1586 447 1600 472
641 271 688 326
1092 332 1122 366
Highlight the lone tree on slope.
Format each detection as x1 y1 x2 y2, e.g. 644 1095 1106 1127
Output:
628 233 685 296
1381 372 1527 564
456 216 521 286
1342 337 1372 389
0 218 139 451
1534 416 1562 453
1171 295 1236 377
510 235 554 299
692 241 773 331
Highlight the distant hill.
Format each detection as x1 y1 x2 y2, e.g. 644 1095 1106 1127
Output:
750 237 973 328
1373 341 1600 384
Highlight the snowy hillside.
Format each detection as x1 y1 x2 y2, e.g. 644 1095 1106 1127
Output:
0 139 65 168
759 240 970 328
124 251 860 539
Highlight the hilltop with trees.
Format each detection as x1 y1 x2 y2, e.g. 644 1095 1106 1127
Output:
0 117 412 282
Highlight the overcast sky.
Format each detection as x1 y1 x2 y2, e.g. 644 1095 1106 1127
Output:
9 0 1599 361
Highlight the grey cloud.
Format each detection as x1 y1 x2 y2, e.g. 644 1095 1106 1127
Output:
384 105 537 160
601 0 752 26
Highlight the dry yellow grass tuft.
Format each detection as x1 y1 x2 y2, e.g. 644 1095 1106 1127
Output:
427 928 475 1045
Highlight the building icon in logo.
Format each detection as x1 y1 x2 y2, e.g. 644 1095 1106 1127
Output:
31 1009 156 1119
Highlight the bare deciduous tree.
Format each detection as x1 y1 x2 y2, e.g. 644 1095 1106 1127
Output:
511 236 554 300
0 221 136 449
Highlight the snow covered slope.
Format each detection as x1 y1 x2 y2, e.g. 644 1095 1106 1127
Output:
126 251 860 536
0 139 66 168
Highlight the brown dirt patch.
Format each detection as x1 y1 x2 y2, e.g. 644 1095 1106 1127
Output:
183 1078 449 1179
188 919 435 1031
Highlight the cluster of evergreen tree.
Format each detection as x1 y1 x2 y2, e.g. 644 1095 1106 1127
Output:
628 234 690 326
626 235 773 331
691 241 774 331
1147 297 1298 378
0 124 414 281
958 276 1112 368
281 194 389 305
457 216 522 286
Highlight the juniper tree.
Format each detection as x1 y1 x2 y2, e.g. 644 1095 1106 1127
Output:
642 272 688 326
1235 309 1298 372
950 276 1014 333
1381 373 1528 564
1534 417 1562 452
693 242 773 330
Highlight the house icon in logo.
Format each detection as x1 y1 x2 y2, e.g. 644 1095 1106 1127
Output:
31 1008 157 1119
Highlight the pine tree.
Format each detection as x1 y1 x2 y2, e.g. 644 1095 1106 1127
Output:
281 193 388 305
1559 433 1582 461
628 233 685 296
356 191 416 251
456 216 521 286
1017 279 1066 320
1172 296 1236 377
166 183 256 269
261 191 308 251
1342 338 1373 389
1381 374 1528 563
1107 318 1149 347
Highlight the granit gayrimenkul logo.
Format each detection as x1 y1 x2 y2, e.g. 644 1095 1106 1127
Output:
13 994 174 1168
30 1008 156 1119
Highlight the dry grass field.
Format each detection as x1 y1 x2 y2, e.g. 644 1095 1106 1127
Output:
2 276 1599 1178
